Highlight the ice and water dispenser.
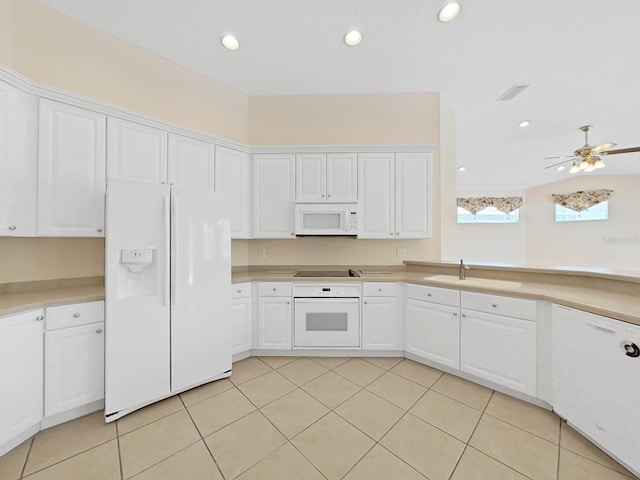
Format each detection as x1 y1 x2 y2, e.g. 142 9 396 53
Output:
118 249 158 299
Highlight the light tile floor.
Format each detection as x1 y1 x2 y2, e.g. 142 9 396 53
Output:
1 357 638 480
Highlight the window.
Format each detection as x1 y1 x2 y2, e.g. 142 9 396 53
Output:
555 201 608 222
457 206 519 224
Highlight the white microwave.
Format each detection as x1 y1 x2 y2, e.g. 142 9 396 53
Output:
294 203 358 236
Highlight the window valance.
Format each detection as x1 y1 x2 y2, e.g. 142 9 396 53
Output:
551 189 613 212
456 196 523 215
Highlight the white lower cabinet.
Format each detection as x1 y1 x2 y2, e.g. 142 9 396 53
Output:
258 298 292 350
0 309 44 453
460 292 537 396
406 300 460 369
44 301 105 418
257 283 292 350
553 305 640 474
362 283 401 350
231 283 252 355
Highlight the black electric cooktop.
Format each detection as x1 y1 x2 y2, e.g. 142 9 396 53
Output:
294 269 360 278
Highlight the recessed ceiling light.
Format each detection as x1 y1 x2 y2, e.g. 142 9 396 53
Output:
518 120 531 128
458 166 466 172
221 34 240 51
556 165 566 171
344 30 362 47
438 2 462 22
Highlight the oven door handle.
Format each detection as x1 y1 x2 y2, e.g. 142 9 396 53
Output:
293 298 360 303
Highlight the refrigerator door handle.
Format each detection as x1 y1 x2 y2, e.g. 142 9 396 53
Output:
171 194 178 306
163 195 170 307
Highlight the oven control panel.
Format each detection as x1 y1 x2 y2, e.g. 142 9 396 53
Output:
293 283 361 298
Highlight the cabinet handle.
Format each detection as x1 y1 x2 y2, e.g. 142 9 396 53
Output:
491 304 498 308
97 228 103 233
364 301 368 304
287 301 290 305
390 232 393 236
396 232 400 235
291 233 295 236
453 312 458 316
327 194 331 197
96 328 103 334
73 313 81 318
272 288 277 291
321 194 325 197
378 288 382 292
427 293 432 297
36 315 44 321
237 289 242 293
462 314 466 318
8 225 17 231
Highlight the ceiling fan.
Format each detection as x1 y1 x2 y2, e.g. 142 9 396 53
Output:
544 125 640 173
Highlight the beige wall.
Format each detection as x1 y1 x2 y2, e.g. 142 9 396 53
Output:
526 175 640 270
248 93 440 145
0 238 104 283
0 1 13 65
5 0 249 143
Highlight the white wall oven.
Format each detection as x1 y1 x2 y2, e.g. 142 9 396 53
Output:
293 283 361 348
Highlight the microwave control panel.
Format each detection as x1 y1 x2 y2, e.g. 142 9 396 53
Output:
347 210 358 232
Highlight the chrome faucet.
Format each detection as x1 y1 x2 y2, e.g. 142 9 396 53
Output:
459 259 470 280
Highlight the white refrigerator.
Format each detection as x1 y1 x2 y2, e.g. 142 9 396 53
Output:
104 179 231 422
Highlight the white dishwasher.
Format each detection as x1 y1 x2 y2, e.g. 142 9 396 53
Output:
552 304 640 475
293 283 361 348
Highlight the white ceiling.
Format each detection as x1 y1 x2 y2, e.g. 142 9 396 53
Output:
36 0 640 190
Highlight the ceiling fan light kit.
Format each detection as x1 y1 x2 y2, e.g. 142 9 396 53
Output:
544 125 640 174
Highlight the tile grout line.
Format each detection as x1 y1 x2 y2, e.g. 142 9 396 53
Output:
178 392 227 479
445 389 496 480
18 436 34 480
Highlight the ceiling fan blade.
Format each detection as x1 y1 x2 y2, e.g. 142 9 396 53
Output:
544 158 576 169
590 142 617 154
544 155 575 160
601 146 640 155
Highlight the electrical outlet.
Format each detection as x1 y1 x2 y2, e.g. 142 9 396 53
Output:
258 249 267 259
396 248 407 258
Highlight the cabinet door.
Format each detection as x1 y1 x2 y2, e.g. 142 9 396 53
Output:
326 153 357 203
168 134 215 190
362 297 400 350
231 297 252 355
258 297 292 350
296 154 326 202
405 299 460 369
254 154 295 238
0 309 44 446
460 309 536 395
107 117 167 184
215 146 251 238
45 322 104 417
38 100 106 237
395 153 431 238
357 153 394 238
0 82 37 236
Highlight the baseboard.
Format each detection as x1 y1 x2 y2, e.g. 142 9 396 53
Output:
41 400 105 430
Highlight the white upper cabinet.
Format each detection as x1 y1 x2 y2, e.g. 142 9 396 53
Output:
358 152 431 239
107 117 168 184
215 146 251 238
358 153 395 238
254 153 295 238
296 154 326 202
168 133 215 190
395 153 432 238
38 100 106 237
296 153 357 203
0 81 37 237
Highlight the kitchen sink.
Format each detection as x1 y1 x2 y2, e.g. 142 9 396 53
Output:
294 269 360 278
423 274 523 290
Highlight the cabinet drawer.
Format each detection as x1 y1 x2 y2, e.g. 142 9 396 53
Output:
406 283 459 307
362 282 398 297
232 282 252 299
258 282 292 297
46 301 104 330
461 291 536 321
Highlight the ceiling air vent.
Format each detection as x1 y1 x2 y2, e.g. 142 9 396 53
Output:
496 84 530 101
